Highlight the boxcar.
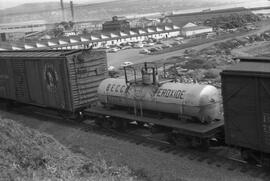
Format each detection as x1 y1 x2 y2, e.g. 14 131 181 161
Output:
0 49 107 113
221 57 270 163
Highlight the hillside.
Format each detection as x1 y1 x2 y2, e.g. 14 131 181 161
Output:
0 117 137 180
0 0 244 23
0 2 71 15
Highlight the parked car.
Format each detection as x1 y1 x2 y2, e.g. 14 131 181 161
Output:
101 45 110 49
174 37 184 41
139 49 151 54
120 61 134 67
133 43 144 48
108 65 115 71
148 47 161 53
155 46 163 50
161 44 172 49
148 47 157 52
121 46 132 50
171 41 181 46
108 47 119 53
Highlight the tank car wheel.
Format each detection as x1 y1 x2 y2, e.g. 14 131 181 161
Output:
94 119 103 127
102 119 112 129
167 133 176 145
241 149 259 165
75 111 85 122
112 119 127 131
198 139 210 152
5 101 18 111
261 155 270 168
137 121 145 127
150 125 165 133
170 134 192 148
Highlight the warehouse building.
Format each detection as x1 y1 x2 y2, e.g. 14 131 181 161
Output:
102 16 130 32
181 23 213 37
161 7 252 27
0 20 47 41
0 24 181 51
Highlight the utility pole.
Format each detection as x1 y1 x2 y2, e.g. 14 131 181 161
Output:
70 1 74 22
60 0 65 22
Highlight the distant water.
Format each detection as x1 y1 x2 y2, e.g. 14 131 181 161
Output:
172 0 270 14
126 0 270 18
253 9 270 14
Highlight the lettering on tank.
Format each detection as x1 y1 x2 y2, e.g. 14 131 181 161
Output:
105 83 186 99
105 83 127 93
156 88 186 99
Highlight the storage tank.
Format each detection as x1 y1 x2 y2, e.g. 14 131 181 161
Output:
97 78 221 123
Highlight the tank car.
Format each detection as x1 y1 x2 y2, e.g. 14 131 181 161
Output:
87 62 224 150
98 78 220 123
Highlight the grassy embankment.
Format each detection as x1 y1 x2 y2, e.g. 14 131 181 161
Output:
0 117 139 181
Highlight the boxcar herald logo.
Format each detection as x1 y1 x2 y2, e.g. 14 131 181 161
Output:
44 63 58 92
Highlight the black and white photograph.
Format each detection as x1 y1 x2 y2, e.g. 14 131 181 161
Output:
0 0 270 180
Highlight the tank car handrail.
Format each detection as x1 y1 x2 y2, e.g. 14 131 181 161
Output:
124 66 137 85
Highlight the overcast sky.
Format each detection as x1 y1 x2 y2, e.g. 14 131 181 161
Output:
0 0 118 9
0 0 269 10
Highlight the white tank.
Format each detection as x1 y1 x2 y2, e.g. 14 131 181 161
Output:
97 78 221 123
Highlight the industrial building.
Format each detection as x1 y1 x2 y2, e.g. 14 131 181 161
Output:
102 16 130 32
0 20 47 41
0 24 181 50
161 7 252 27
181 23 213 37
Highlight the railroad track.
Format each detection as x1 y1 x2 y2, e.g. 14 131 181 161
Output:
2 105 270 180
79 120 270 180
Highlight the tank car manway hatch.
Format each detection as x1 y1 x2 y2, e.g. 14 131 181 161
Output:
86 62 224 147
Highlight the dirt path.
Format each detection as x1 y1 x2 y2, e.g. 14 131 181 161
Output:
0 110 266 181
232 41 270 57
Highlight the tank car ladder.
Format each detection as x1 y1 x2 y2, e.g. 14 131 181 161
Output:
133 86 144 117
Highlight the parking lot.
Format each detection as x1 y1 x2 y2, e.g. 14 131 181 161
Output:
106 38 186 68
107 22 270 70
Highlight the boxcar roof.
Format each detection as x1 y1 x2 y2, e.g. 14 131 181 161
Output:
0 49 86 58
222 57 270 74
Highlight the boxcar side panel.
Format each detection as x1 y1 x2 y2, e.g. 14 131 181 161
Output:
0 50 106 112
67 50 107 110
25 60 44 105
0 57 73 111
258 78 270 153
40 58 72 111
0 60 10 98
11 59 30 102
222 75 260 150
